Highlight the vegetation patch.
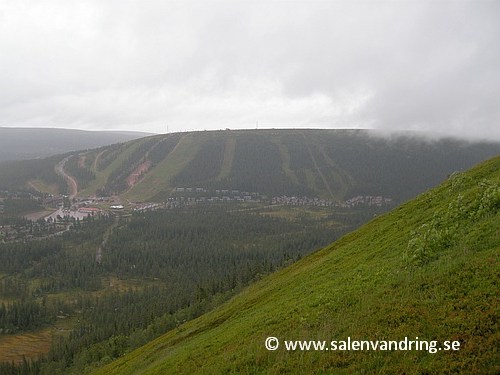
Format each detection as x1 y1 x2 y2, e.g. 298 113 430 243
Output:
93 156 499 375
0 197 373 373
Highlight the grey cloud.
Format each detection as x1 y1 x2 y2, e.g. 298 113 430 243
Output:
0 0 498 140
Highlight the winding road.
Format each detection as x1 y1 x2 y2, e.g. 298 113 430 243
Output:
55 156 78 198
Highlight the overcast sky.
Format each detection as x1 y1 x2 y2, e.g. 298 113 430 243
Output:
1 0 499 140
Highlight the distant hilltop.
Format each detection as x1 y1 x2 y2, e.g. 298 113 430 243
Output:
0 127 152 161
0 129 498 204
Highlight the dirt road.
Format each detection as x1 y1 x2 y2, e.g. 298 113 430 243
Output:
55 156 78 198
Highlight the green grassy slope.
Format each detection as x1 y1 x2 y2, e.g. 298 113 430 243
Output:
79 138 146 196
123 133 202 201
94 156 499 374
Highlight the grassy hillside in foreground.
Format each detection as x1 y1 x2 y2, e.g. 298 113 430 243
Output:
95 156 499 374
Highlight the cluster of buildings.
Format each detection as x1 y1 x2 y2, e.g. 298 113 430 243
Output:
133 202 164 212
172 187 263 204
271 196 337 207
174 187 207 193
342 195 393 207
1 184 394 232
43 197 117 222
270 195 392 208
128 188 393 215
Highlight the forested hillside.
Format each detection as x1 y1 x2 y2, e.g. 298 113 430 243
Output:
95 155 500 374
1 129 498 203
0 201 382 373
0 154 69 193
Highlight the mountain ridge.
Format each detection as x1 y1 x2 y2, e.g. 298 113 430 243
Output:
1 129 498 205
